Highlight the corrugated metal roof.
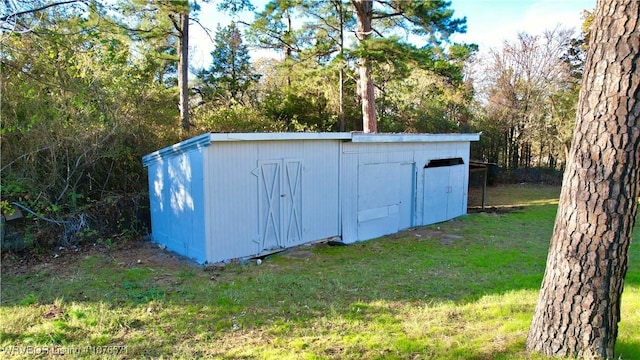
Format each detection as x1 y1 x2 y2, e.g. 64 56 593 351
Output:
142 133 211 167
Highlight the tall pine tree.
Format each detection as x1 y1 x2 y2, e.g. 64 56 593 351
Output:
198 22 259 105
350 0 467 132
526 0 639 357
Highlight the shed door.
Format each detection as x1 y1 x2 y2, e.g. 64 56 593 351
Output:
357 162 415 240
258 159 303 251
283 160 303 245
447 164 465 217
422 159 465 224
422 167 450 224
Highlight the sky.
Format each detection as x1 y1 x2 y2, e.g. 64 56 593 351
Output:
189 0 596 72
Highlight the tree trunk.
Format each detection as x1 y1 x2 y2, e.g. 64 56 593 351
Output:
526 0 639 358
178 12 190 131
334 0 345 132
285 8 293 88
352 0 377 133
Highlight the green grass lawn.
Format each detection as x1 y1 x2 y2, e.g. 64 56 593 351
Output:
1 184 639 359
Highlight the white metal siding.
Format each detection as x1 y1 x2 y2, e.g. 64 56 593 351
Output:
147 149 207 263
419 142 471 226
257 159 284 250
206 143 258 262
341 141 472 243
256 158 303 250
356 162 415 240
342 143 418 243
422 165 465 224
205 140 341 263
340 150 359 243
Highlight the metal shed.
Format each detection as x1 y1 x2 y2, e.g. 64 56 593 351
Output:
142 132 480 264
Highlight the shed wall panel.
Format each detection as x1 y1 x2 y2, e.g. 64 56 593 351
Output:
257 159 285 250
340 151 359 243
418 142 471 226
206 144 260 262
205 140 341 263
341 141 472 243
398 163 416 230
148 149 207 263
422 166 453 224
356 162 415 240
342 143 419 242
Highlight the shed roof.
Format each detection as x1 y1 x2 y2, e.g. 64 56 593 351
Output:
208 132 352 142
142 132 481 167
350 133 480 143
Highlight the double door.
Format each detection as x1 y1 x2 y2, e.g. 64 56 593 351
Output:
257 159 303 251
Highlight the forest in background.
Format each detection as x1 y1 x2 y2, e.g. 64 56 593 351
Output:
1 0 591 250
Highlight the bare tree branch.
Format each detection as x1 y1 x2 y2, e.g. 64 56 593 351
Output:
190 17 214 43
1 0 84 22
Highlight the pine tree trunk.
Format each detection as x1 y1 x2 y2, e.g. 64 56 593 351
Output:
352 0 377 133
526 0 639 358
335 0 346 132
178 12 190 131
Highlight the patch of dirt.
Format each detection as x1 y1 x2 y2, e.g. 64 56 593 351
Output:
2 236 348 278
1 239 199 276
280 248 315 259
467 206 524 214
1 208 515 276
43 304 64 319
392 226 468 246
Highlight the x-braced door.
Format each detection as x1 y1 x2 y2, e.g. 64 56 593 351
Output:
283 160 303 245
257 159 303 251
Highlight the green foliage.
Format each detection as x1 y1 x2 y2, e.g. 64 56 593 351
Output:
353 37 420 78
261 88 328 131
192 105 287 133
1 1 177 250
377 66 474 133
247 0 305 57
217 0 254 13
245 0 474 132
377 0 467 42
251 56 362 131
1 4 176 212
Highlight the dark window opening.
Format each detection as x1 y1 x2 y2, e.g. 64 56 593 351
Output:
424 157 464 168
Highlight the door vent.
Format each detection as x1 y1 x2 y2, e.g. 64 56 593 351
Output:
424 158 464 168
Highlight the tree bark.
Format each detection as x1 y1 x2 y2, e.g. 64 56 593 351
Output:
526 0 639 358
352 0 377 133
178 12 190 131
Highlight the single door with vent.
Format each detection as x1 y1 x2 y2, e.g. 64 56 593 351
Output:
422 158 466 225
257 159 303 251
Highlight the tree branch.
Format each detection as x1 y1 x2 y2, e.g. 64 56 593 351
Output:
190 17 214 43
371 11 403 20
1 0 84 22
